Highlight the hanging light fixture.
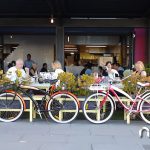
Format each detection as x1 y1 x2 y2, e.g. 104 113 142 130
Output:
50 14 54 24
67 35 70 43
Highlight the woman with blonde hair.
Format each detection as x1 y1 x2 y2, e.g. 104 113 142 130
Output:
134 61 147 77
52 60 64 78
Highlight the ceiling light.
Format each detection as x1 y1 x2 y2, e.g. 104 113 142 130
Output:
12 46 18 49
64 47 77 50
67 36 70 43
50 15 54 24
50 18 54 24
64 49 78 52
86 45 107 48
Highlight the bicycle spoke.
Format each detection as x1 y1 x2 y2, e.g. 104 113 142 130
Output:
48 93 79 123
0 92 23 122
140 96 150 124
83 93 114 124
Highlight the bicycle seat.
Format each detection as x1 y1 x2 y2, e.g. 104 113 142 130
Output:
137 82 150 87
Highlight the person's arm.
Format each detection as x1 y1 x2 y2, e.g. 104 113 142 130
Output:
6 68 16 81
30 69 35 76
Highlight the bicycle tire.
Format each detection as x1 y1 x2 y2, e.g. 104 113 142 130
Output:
47 92 79 123
140 94 150 124
83 92 114 124
0 92 24 122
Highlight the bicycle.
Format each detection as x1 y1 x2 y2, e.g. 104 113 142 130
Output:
0 80 80 123
83 79 150 124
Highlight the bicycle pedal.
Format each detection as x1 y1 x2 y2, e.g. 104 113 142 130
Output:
54 115 59 120
37 110 43 119
130 114 136 119
100 113 105 119
39 113 43 119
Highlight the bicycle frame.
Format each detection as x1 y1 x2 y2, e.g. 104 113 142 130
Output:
6 84 80 113
7 84 51 113
99 84 148 113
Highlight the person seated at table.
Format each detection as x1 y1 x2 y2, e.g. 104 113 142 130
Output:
7 60 16 69
40 63 48 72
103 61 119 79
52 60 64 78
134 61 147 77
6 59 29 81
80 62 92 75
29 63 38 77
112 62 124 78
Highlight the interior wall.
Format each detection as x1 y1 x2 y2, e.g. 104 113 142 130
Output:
4 35 55 72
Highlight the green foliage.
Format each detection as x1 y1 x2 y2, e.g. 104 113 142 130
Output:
58 73 95 96
0 74 12 85
145 68 150 76
123 74 150 95
78 74 95 88
58 72 77 91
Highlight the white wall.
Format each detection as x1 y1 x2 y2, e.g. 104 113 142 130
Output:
4 35 55 72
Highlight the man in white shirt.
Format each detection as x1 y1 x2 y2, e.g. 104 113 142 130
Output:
6 59 29 82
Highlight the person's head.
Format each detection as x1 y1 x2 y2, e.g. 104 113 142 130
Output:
27 54 31 61
43 63 47 69
16 59 24 69
112 63 119 70
11 61 16 66
135 61 145 72
105 61 112 69
84 63 92 69
52 60 62 70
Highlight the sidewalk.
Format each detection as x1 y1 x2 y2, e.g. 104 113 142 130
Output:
0 120 150 150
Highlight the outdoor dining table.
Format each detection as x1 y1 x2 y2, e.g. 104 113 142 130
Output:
30 82 51 91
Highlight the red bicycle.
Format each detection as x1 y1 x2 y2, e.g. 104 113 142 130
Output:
0 80 80 123
83 80 150 124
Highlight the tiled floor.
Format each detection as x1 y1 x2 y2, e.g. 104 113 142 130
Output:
0 120 150 150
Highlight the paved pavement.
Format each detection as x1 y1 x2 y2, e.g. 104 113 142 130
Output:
0 119 150 150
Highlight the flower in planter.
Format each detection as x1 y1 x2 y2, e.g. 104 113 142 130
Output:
78 74 95 88
0 74 12 87
16 69 22 78
58 72 77 91
77 74 95 96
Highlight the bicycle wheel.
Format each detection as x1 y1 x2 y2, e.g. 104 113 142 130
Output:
0 92 24 122
140 94 150 124
47 92 79 123
83 92 114 124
